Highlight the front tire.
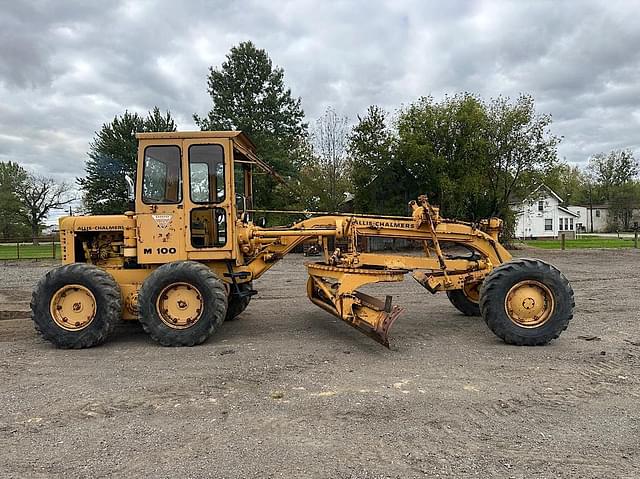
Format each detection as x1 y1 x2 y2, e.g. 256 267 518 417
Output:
31 263 122 349
138 261 227 346
479 258 574 345
446 282 481 316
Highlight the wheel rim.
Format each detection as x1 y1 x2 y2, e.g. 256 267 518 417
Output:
504 280 554 328
463 282 481 303
50 284 96 331
156 282 203 329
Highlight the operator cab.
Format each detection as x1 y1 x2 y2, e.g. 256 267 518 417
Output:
134 131 274 264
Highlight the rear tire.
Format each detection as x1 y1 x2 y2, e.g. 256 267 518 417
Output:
138 261 227 346
225 281 253 321
31 263 122 349
479 258 574 345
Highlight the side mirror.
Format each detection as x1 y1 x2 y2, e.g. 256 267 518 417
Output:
235 193 247 214
256 216 266 228
125 175 135 201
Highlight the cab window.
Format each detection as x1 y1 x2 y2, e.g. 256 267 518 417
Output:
142 145 182 204
190 207 226 248
234 162 252 216
189 144 225 203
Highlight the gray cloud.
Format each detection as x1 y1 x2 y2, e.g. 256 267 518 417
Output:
0 0 639 189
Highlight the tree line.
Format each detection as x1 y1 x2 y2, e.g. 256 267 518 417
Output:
0 162 73 242
543 150 639 230
1 41 638 241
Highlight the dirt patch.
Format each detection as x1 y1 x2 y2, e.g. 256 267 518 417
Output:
0 290 31 320
1 250 639 478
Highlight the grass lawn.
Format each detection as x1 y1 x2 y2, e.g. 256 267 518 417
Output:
0 242 60 260
1 238 637 257
523 237 638 249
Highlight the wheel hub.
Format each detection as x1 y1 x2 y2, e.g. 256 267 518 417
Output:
463 281 481 303
505 280 554 328
156 282 203 329
50 284 96 331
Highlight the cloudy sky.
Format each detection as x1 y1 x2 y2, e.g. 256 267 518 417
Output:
1 0 639 188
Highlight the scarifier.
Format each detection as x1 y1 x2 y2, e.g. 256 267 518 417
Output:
31 131 575 349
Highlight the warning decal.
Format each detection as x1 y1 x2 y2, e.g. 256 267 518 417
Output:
152 214 173 229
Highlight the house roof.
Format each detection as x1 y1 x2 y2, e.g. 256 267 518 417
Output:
571 203 610 209
558 206 580 217
528 184 563 203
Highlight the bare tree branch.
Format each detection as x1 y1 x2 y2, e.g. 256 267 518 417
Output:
15 174 74 243
311 107 349 211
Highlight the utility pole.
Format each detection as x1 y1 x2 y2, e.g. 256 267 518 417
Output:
588 183 594 233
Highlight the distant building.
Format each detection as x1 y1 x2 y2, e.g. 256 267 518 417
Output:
565 204 610 233
40 225 59 236
512 184 579 239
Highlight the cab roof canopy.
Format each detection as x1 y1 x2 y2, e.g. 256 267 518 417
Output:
137 130 256 149
135 130 283 183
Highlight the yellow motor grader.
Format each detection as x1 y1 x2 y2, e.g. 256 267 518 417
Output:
31 131 574 349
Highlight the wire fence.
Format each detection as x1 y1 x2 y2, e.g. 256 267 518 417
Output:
0 238 60 260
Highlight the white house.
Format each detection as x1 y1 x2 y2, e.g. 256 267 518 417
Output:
513 185 580 239
565 204 611 233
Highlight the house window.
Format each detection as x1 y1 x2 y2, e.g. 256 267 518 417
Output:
545 219 553 231
538 200 544 212
559 219 563 231
570 218 574 230
596 209 601 218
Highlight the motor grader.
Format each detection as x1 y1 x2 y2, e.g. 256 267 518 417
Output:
31 131 574 349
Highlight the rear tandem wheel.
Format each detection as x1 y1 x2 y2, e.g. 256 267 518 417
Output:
225 281 254 321
138 261 228 346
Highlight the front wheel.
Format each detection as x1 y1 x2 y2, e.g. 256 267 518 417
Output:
446 282 481 316
479 258 574 345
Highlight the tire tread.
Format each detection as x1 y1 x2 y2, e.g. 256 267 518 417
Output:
446 289 481 316
30 263 122 349
138 261 227 347
225 282 253 321
479 258 574 346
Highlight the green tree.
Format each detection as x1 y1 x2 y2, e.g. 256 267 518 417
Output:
587 149 638 201
0 161 29 238
79 107 177 214
608 181 640 230
347 94 560 240
194 41 307 211
347 105 411 215
484 95 560 218
396 94 490 219
537 163 589 205
394 94 560 235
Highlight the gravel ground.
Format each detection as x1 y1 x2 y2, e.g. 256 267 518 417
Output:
1 249 639 478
